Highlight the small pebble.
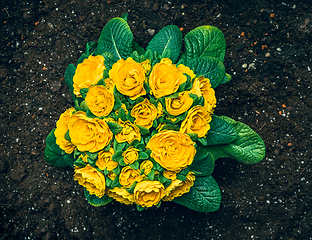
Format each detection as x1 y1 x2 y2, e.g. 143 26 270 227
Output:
47 22 54 29
248 63 256 69
265 53 270 57
148 29 155 36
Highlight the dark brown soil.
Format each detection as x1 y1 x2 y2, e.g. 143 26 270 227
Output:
1 0 311 239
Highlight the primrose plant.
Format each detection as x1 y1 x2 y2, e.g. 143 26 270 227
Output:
44 14 266 212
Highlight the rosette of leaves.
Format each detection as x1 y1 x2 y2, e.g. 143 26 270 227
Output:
44 14 266 213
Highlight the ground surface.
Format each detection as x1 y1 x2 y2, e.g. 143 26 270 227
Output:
0 0 312 239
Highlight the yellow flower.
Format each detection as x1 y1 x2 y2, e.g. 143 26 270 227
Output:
78 153 88 163
140 160 153 175
109 57 146 100
73 55 105 97
190 76 216 112
163 170 177 180
156 122 166 132
54 107 76 154
74 165 106 198
115 119 141 144
104 78 115 94
85 85 115 117
140 60 151 74
119 166 142 188
177 64 196 79
107 172 117 180
68 111 113 152
122 146 140 165
203 87 216 111
96 148 118 171
149 58 188 98
180 105 212 138
115 103 128 115
102 118 116 123
131 99 157 129
146 130 196 172
106 187 134 205
156 102 164 118
134 181 165 207
165 91 193 116
163 172 195 201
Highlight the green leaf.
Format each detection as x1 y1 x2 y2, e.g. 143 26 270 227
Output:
138 152 149 160
113 139 126 152
132 41 145 55
120 13 128 21
107 122 123 135
190 150 215 176
80 88 89 99
77 53 88 65
147 169 155 180
176 173 186 181
96 17 133 61
136 205 145 211
102 52 115 70
84 188 113 207
86 109 97 119
112 166 121 176
187 133 198 142
86 151 98 160
112 151 123 163
80 100 89 112
176 52 187 65
179 167 190 176
130 51 140 62
160 49 171 59
126 181 138 193
118 108 127 121
173 176 221 212
44 129 70 167
184 25 226 62
129 161 139 170
85 41 98 56
113 96 122 111
197 138 207 146
206 115 238 145
144 49 154 63
64 130 71 142
136 125 149 136
146 25 182 63
64 64 76 101
112 174 122 188
206 116 266 164
97 79 105 86
160 124 180 131
105 176 113 187
136 143 145 151
73 158 87 168
63 153 75 168
158 172 169 184
220 73 232 85
187 57 225 89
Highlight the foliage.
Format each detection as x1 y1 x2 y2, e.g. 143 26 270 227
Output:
44 14 266 213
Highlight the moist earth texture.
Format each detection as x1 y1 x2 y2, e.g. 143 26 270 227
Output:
0 0 311 239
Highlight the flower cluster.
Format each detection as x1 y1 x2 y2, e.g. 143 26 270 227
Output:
45 15 266 212
54 55 216 209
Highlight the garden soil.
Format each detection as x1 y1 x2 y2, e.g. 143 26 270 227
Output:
0 0 311 239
